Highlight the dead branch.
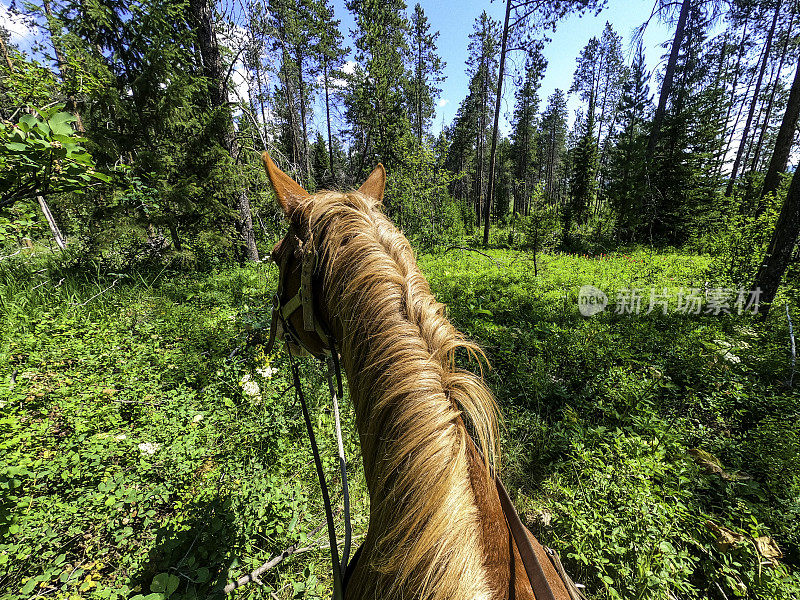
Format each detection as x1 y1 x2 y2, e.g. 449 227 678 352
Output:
69 278 119 307
224 525 365 594
0 249 23 261
224 520 328 594
443 246 506 267
32 277 64 292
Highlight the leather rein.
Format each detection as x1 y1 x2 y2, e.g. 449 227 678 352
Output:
264 233 583 600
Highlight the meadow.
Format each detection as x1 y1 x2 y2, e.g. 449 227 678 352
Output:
1 247 798 599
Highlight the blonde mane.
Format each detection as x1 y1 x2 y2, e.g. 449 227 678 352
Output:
296 190 501 600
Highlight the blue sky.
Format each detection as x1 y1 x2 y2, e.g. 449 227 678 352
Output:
326 0 672 136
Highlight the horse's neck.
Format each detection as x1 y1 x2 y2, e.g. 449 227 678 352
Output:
335 311 494 599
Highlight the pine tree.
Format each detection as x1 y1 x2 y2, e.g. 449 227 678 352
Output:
482 0 605 246
725 0 783 196
510 49 545 216
315 0 348 187
47 0 244 257
466 11 500 226
565 101 599 239
344 0 410 178
647 0 692 161
595 23 626 148
405 4 445 144
606 44 652 239
539 89 569 211
647 0 726 241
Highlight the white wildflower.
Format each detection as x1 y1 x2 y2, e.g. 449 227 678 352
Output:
721 352 741 364
241 380 260 397
114 434 127 441
138 442 161 455
192 414 203 423
240 373 251 384
256 366 278 380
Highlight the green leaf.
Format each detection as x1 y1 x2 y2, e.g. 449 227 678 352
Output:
4 142 27 152
150 573 179 597
47 111 76 137
18 114 37 132
20 578 37 595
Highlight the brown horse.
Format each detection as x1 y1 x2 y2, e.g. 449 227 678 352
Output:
262 152 574 600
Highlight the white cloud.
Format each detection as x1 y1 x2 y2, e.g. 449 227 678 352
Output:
0 3 38 47
438 99 450 107
322 61 357 90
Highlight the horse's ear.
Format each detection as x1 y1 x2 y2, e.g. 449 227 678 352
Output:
261 151 309 217
358 163 386 203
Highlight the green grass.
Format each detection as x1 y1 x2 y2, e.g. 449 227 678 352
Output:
1 247 798 599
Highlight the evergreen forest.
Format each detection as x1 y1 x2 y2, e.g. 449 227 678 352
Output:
1 0 800 598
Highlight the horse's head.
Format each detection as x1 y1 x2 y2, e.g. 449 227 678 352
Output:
261 151 385 358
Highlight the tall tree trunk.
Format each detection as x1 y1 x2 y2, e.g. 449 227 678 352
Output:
483 0 511 246
324 59 335 185
0 31 13 70
750 3 795 175
279 64 301 167
416 34 423 142
760 53 800 202
294 48 311 187
716 18 750 177
726 1 781 197
751 165 800 314
42 0 85 133
189 0 258 261
647 0 691 161
256 60 269 139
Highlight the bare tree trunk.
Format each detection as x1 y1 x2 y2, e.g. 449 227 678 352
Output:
37 195 67 250
0 35 14 70
726 1 781 197
324 59 335 184
294 47 311 186
475 106 485 228
760 53 800 202
716 17 750 178
189 0 259 262
752 165 800 314
750 2 795 175
647 0 691 161
483 0 511 246
256 60 269 138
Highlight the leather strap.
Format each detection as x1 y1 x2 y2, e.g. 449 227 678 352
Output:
495 476 558 600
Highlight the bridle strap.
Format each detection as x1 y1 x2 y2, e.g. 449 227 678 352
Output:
496 476 586 600
285 338 344 600
267 234 352 598
496 476 558 600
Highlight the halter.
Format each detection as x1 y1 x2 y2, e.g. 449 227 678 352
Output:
264 232 584 600
265 232 350 600
266 233 330 359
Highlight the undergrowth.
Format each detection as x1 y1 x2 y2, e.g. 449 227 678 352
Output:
422 247 800 599
1 246 798 599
